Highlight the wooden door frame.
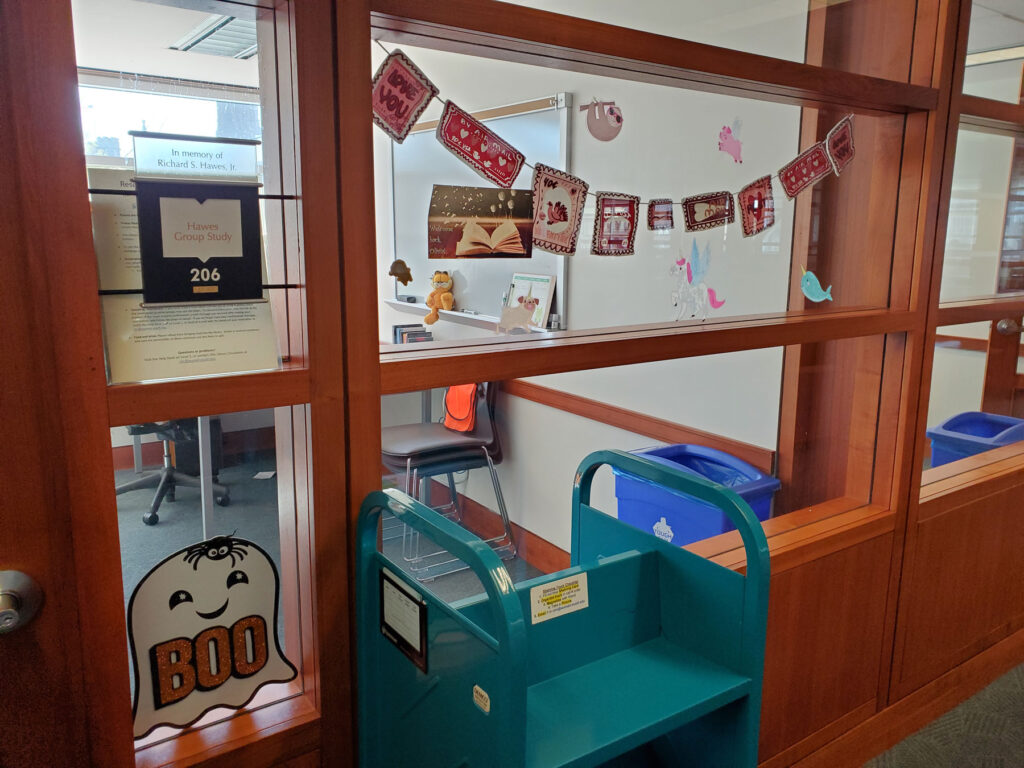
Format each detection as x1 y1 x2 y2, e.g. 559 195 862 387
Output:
2 0 361 765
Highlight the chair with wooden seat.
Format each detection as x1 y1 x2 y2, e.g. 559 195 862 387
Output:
380 382 515 579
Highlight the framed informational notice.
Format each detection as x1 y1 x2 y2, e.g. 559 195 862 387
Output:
135 180 263 304
101 295 280 383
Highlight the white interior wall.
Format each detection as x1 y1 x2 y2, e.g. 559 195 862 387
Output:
375 12 805 546
940 129 1015 301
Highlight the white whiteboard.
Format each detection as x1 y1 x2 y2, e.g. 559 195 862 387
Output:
391 103 566 320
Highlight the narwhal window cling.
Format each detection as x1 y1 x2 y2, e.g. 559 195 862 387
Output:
128 535 297 739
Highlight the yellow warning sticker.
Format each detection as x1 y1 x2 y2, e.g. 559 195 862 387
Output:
529 572 589 624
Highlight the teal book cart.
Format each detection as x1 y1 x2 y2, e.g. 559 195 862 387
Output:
357 450 770 767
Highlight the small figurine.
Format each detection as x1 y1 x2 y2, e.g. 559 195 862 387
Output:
800 266 833 302
424 270 454 324
388 259 413 285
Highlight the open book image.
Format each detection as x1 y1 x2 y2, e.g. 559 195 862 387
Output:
428 184 533 258
456 219 526 255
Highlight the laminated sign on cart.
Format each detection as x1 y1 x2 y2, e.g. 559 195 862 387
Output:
128 536 296 739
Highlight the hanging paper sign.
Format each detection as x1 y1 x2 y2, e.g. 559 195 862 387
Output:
371 49 439 143
128 536 297 739
826 115 855 175
580 99 623 141
738 176 775 238
427 185 532 258
132 133 259 183
717 120 743 164
779 142 833 199
648 199 674 230
135 180 263 304
436 101 525 188
683 191 735 232
592 192 640 255
671 239 725 321
531 163 589 255
800 265 833 302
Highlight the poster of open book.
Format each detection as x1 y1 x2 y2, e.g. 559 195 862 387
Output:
427 184 533 258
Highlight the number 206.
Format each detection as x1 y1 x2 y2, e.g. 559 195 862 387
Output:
190 267 221 282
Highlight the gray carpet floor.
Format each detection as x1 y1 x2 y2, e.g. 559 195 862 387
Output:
863 664 1024 767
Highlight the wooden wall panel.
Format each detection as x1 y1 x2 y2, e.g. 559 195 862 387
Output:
892 467 1024 699
758 534 893 764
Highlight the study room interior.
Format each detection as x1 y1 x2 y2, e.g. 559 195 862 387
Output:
4 0 1024 767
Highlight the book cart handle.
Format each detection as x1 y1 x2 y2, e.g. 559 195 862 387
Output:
358 489 528 662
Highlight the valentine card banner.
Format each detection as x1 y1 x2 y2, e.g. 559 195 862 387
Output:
779 142 833 199
648 199 674 230
436 101 525 188
683 191 735 232
738 176 775 238
826 115 855 175
531 163 589 255
592 192 641 255
371 49 439 143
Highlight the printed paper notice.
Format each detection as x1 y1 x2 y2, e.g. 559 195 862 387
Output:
102 294 280 383
382 569 423 653
87 167 141 290
530 573 589 624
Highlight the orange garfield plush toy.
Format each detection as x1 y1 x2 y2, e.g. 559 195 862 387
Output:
424 270 454 325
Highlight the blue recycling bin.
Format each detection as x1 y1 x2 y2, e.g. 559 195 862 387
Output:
613 444 780 546
926 411 1024 467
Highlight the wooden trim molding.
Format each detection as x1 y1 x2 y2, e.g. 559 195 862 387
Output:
788 625 1024 768
502 379 775 473
370 0 937 113
936 296 1024 325
409 96 557 134
107 367 310 425
380 309 916 394
934 333 988 352
959 94 1024 133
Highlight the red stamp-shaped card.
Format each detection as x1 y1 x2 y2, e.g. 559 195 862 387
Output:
682 191 735 232
826 115 855 175
371 50 438 143
778 142 832 198
737 176 775 238
648 199 674 230
531 163 589 254
592 192 640 255
436 101 525 188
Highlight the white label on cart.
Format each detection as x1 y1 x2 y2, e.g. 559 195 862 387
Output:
381 568 424 653
473 684 491 714
530 573 589 624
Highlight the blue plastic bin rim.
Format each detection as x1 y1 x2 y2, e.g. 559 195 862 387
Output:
621 444 781 496
926 411 1024 443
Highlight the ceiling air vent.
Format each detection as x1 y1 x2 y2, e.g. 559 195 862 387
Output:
171 15 258 60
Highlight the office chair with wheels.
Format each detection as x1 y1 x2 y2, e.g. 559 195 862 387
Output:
115 420 230 526
380 382 515 579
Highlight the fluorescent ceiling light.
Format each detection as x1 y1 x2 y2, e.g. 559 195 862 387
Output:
171 15 258 60
966 45 1024 66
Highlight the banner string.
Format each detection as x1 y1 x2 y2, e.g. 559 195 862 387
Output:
372 39 835 209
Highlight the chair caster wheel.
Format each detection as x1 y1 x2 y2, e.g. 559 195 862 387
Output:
216 495 230 507
143 513 159 525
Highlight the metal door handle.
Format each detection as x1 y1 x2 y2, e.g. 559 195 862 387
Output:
996 318 1022 336
0 571 43 634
